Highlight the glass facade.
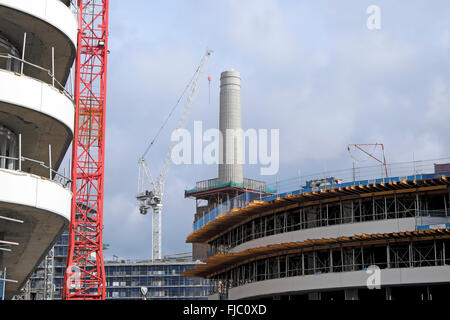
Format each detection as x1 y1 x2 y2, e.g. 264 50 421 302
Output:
105 263 209 300
30 233 209 300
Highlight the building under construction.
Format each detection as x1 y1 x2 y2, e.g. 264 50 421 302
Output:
183 70 450 300
0 0 76 299
2 1 450 303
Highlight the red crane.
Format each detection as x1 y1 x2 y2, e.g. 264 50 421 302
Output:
63 0 110 300
348 143 388 178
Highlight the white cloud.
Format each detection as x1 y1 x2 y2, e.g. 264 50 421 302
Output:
426 77 450 129
224 0 303 68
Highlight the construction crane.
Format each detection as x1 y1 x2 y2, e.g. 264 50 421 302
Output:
348 143 388 178
63 0 110 300
137 50 212 261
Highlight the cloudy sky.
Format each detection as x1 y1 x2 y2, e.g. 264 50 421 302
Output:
99 0 450 259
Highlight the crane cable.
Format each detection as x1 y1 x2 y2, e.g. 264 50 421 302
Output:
141 63 202 159
348 144 377 163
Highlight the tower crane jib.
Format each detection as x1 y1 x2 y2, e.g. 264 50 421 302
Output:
136 50 212 260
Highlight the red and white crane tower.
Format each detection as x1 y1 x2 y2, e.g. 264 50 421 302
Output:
63 0 110 300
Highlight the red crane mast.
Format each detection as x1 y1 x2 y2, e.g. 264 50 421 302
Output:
63 0 110 300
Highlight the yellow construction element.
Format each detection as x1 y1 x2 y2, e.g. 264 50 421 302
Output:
186 177 450 244
183 228 450 279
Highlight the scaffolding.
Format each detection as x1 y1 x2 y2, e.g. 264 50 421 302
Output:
208 189 449 256
43 248 55 300
0 215 22 300
188 174 450 244
205 237 450 296
184 227 450 278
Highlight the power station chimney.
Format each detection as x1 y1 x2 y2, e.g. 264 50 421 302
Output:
218 69 244 184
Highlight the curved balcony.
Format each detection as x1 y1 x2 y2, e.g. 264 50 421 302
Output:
0 168 71 299
0 1 76 177
0 0 76 298
0 0 77 86
0 68 74 177
230 218 417 254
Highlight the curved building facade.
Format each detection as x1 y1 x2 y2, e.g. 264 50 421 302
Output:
0 0 76 299
185 167 450 300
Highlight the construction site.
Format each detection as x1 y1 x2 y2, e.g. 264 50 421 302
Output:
1 0 450 303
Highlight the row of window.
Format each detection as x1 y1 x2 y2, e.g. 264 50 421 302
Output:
209 192 449 255
105 265 194 275
107 287 208 298
210 239 450 294
108 277 208 287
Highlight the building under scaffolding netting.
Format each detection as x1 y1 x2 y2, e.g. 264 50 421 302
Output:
184 158 450 300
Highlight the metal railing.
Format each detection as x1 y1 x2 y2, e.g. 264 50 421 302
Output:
0 136 71 188
193 157 450 232
0 54 73 100
193 191 264 231
186 177 275 195
209 210 417 255
208 209 450 256
266 157 450 196
209 245 450 294
220 257 448 290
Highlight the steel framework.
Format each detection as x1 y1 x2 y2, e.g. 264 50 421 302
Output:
63 0 109 300
43 248 55 300
210 238 450 296
348 143 388 178
208 191 449 256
